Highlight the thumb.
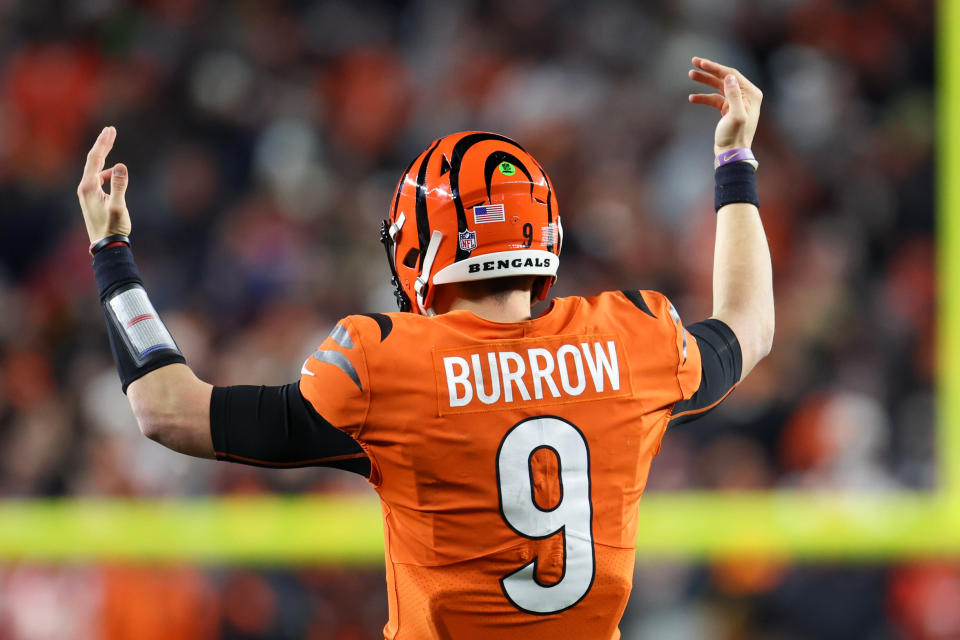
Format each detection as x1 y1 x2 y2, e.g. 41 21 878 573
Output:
724 74 747 121
109 163 128 206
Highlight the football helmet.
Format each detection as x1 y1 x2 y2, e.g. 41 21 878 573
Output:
380 132 561 315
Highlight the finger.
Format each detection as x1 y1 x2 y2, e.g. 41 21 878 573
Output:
688 93 726 110
692 56 734 79
722 74 747 121
82 126 117 181
692 57 759 94
78 167 111 201
688 69 724 92
108 163 128 208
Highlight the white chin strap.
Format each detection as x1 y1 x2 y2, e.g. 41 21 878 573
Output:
414 230 443 316
388 212 405 261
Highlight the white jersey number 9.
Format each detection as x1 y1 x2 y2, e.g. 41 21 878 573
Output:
496 416 595 615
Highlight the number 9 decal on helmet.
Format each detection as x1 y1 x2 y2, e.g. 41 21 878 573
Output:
379 132 562 315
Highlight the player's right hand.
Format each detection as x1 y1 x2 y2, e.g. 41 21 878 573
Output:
77 126 131 244
688 57 762 157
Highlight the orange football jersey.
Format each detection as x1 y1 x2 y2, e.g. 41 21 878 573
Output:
299 290 703 639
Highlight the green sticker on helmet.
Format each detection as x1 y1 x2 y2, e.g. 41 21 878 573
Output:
498 162 516 176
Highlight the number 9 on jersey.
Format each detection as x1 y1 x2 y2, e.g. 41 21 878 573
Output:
496 416 595 615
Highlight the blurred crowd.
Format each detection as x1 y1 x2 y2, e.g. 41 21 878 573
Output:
3 560 960 639
0 0 938 638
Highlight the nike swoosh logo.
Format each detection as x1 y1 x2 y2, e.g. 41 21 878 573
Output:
722 151 741 162
301 358 315 376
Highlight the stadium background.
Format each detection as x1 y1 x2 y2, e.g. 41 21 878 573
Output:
0 0 947 638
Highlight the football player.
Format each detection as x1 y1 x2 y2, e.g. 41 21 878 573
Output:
77 57 772 639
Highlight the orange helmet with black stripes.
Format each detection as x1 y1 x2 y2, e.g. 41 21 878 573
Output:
380 132 562 315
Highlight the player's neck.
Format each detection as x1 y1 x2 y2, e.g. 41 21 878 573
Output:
435 287 533 323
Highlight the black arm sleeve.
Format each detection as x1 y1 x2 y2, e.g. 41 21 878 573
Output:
669 319 742 425
210 383 371 477
93 245 186 393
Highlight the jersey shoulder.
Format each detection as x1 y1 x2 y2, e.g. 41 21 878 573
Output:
579 289 702 400
576 289 679 336
298 314 393 435
310 311 428 354
302 311 446 388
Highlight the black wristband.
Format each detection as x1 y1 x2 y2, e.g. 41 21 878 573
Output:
92 245 185 393
714 162 759 212
89 234 130 256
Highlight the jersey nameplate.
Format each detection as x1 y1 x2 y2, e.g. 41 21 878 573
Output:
433 335 632 415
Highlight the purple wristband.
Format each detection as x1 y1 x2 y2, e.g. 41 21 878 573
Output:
714 148 758 170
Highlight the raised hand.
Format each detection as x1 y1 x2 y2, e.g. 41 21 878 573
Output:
77 126 131 244
688 57 762 156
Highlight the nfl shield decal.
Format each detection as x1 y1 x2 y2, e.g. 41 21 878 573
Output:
458 230 478 252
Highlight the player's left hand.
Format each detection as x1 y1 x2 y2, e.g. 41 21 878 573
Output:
77 126 131 244
687 57 763 157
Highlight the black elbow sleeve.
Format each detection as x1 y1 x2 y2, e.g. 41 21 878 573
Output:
670 319 742 425
210 383 370 477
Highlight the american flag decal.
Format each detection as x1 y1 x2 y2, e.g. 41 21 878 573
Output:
472 203 506 224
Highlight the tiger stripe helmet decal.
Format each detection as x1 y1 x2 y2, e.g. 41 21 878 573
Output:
380 131 561 315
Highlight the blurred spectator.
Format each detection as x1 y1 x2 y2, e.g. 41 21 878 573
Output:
0 0 935 638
